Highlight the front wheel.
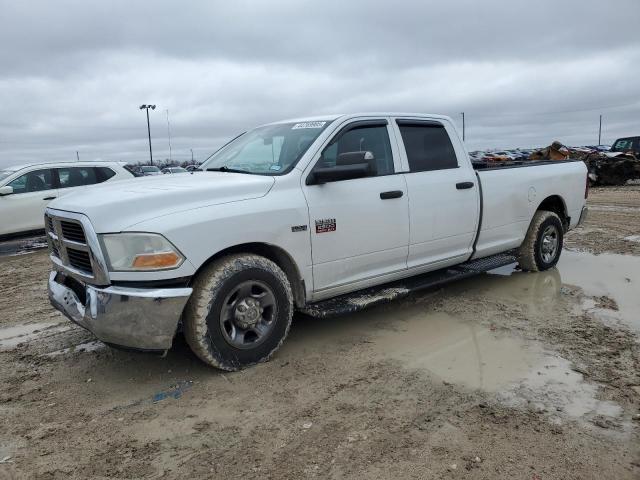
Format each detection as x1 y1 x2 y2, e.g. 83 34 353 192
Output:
518 210 564 272
183 254 293 370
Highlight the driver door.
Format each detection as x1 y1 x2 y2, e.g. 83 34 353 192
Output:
302 119 409 297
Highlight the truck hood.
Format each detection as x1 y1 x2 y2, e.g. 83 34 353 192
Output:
50 172 275 233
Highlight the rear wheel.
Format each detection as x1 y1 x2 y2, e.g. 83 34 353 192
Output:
518 210 564 272
183 254 293 370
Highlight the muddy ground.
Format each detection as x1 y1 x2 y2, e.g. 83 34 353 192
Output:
1 187 639 479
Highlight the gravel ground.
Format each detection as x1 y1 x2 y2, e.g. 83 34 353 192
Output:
0 187 639 479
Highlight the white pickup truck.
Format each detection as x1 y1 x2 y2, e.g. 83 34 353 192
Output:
46 113 588 370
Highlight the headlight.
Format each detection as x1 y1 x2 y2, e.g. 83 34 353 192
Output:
100 233 185 271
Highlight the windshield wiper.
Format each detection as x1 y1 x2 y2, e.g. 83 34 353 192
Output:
206 166 252 174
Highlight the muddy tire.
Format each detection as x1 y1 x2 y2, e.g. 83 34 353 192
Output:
518 210 564 272
183 254 293 371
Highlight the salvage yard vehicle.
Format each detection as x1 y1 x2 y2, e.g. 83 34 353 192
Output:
610 136 639 156
136 165 162 176
45 113 589 370
0 161 133 238
161 166 188 174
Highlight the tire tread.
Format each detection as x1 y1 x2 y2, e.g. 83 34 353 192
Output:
518 210 562 272
183 254 293 371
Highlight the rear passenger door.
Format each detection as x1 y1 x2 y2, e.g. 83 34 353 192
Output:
393 119 479 269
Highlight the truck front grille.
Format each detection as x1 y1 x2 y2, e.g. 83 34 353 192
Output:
45 212 105 282
66 247 93 274
46 214 55 232
60 221 87 243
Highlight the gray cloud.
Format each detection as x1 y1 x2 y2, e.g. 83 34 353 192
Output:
1 0 639 167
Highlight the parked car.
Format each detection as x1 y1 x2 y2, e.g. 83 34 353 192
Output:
610 136 639 156
185 165 200 172
137 165 162 176
46 113 588 371
161 167 188 174
0 161 133 238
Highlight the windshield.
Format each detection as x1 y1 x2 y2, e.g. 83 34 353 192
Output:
200 120 332 175
172 167 187 172
0 170 18 183
142 166 160 172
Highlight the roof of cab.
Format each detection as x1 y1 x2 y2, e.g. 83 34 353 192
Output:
264 112 453 126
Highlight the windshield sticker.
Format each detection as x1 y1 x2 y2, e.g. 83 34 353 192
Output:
269 165 282 171
292 121 326 130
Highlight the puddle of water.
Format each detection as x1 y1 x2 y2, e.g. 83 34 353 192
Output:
0 322 71 350
285 259 629 424
0 236 47 258
366 307 619 421
370 310 537 391
558 250 640 332
498 355 621 419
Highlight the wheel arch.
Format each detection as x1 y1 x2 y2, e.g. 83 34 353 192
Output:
536 195 569 230
191 242 306 308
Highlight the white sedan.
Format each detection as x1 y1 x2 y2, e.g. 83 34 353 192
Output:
0 161 133 238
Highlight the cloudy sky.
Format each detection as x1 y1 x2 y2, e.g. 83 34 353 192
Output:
1 0 639 168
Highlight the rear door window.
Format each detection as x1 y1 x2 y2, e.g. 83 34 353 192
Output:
57 167 99 188
397 121 458 172
7 169 54 194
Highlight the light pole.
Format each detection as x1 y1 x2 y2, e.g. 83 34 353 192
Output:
598 114 603 146
139 104 156 164
166 109 172 162
191 148 194 163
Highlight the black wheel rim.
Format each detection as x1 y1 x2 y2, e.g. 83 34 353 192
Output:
219 280 277 349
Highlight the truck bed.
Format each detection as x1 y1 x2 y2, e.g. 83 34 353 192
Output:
471 158 587 259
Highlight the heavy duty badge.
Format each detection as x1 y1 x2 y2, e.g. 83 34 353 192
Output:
315 218 336 233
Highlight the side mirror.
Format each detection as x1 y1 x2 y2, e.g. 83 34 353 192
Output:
307 151 376 185
336 151 375 168
0 186 13 196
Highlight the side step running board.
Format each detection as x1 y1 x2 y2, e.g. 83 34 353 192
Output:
301 250 518 318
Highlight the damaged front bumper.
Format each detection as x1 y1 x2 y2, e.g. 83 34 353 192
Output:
48 271 192 351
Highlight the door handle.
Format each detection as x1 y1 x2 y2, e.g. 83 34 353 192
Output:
380 190 404 200
43 196 57 200
456 182 474 190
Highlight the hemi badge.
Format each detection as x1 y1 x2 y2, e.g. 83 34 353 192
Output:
291 225 308 233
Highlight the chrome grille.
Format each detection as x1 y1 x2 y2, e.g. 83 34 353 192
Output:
60 221 86 243
66 247 92 273
45 211 108 284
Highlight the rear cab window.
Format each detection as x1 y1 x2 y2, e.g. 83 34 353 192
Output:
396 120 458 172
